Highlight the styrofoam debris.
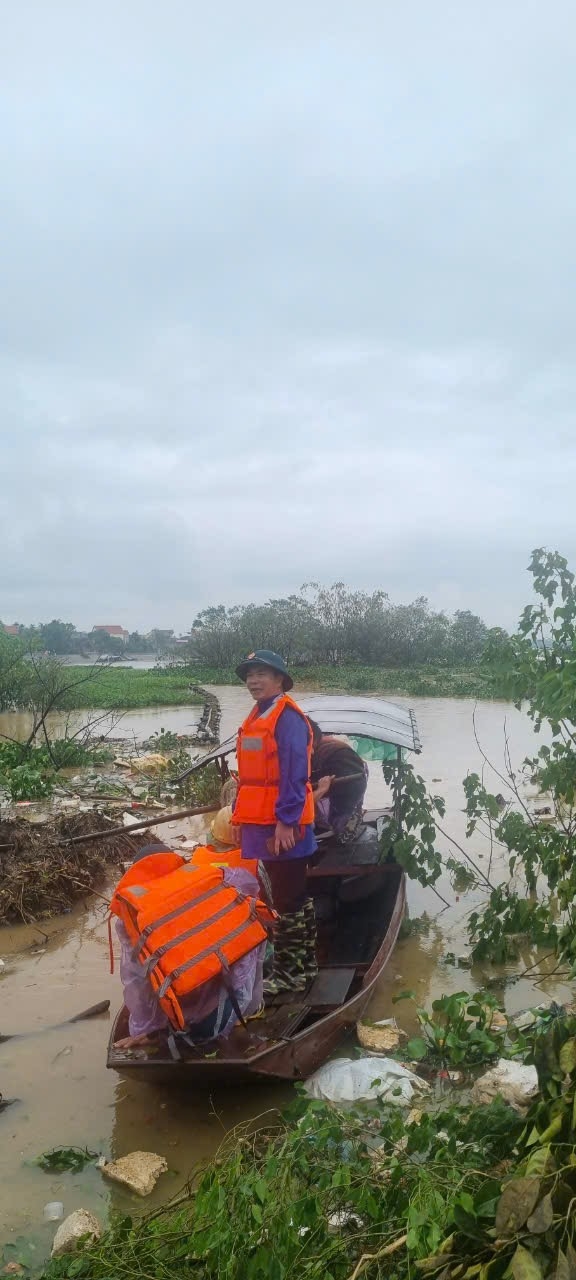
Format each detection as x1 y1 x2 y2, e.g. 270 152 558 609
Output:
356 1017 406 1054
100 1150 168 1196
51 1209 101 1257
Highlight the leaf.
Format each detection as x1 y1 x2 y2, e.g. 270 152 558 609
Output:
553 1249 571 1280
452 1205 484 1241
251 1203 263 1225
406 1037 429 1060
526 1193 553 1234
495 1178 541 1236
525 1146 555 1177
559 1038 576 1074
510 1245 543 1280
537 1113 563 1144
35 1145 98 1173
417 1256 454 1274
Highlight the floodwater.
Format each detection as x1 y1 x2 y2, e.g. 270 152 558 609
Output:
0 704 202 744
0 687 569 1258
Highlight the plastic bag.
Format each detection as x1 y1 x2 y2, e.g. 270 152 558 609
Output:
304 1056 429 1104
471 1058 538 1113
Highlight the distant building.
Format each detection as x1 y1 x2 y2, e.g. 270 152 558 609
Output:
1 623 20 637
92 625 129 643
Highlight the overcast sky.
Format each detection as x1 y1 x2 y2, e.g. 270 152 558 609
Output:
2 1 576 633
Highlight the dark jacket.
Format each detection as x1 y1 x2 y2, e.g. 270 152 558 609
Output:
311 736 367 832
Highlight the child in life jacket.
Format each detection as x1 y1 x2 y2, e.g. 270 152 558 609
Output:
113 823 267 1050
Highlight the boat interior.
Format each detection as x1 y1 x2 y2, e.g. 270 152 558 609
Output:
110 827 403 1066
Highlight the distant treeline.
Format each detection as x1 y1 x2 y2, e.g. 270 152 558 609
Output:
2 584 506 668
185 583 505 669
0 621 167 656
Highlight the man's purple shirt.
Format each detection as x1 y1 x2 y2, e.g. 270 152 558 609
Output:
237 696 317 862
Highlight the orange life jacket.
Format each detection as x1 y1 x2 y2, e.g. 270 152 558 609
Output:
189 843 258 877
233 694 315 826
109 852 276 1031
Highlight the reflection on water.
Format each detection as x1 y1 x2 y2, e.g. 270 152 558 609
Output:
0 705 202 744
0 685 566 1251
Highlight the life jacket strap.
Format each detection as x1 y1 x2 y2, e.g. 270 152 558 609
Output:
107 914 115 975
129 882 223 959
143 895 246 978
157 917 259 998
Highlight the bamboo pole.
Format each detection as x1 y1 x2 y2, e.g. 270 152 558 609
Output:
63 803 218 846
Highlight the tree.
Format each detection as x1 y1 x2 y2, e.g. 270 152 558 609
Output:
38 619 79 654
0 630 29 711
93 631 124 656
301 583 390 665
448 611 488 665
236 596 318 664
147 629 175 656
128 631 154 653
389 548 576 974
186 586 494 669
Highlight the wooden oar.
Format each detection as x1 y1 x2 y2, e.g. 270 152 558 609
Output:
63 803 219 846
0 1000 111 1045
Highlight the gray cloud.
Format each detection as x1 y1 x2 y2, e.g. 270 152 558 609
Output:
2 0 576 632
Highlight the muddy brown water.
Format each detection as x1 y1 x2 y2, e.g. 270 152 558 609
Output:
0 687 571 1257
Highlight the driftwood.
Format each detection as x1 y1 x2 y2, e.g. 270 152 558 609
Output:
0 999 111 1044
63 803 218 846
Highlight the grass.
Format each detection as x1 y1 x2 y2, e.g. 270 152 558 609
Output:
178 663 503 700
57 668 204 710
51 663 502 712
36 1010 576 1280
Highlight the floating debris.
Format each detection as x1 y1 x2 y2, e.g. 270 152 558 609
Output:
51 1209 101 1258
100 1150 168 1196
471 1058 539 1113
356 1017 406 1054
0 812 148 924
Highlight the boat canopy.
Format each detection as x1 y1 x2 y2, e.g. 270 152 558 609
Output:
190 694 420 774
299 695 421 754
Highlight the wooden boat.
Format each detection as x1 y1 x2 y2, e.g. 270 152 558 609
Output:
107 696 421 1086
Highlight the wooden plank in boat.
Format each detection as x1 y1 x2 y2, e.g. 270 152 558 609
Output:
261 1003 311 1040
306 967 355 1008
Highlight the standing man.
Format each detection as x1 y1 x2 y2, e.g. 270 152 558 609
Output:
233 650 318 996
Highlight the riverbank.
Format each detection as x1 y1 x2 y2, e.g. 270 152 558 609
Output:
38 1004 576 1280
173 664 501 700
57 669 204 710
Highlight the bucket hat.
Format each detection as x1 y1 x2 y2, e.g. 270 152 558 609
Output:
235 649 293 692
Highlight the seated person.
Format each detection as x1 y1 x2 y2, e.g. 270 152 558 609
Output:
113 835 265 1050
309 719 369 844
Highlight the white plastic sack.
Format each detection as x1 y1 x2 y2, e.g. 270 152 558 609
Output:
471 1058 538 1113
304 1056 429 1105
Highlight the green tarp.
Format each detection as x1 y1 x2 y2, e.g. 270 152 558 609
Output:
347 736 404 762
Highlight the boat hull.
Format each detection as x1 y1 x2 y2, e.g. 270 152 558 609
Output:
107 866 405 1085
